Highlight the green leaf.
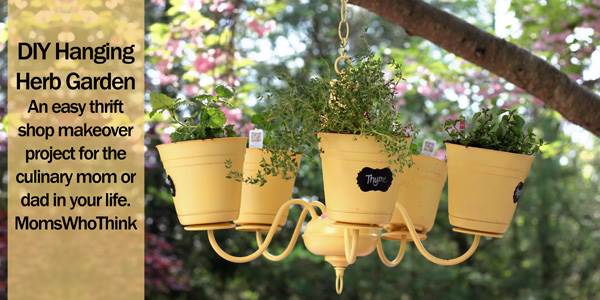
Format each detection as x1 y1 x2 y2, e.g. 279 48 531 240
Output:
224 124 237 137
150 92 175 110
191 94 213 103
204 34 220 47
207 107 226 128
251 113 268 129
513 115 525 128
215 85 234 98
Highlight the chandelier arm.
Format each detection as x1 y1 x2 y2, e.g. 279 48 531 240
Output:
207 199 318 263
376 238 408 267
255 206 310 262
343 228 359 264
395 202 481 266
298 199 320 219
310 201 326 215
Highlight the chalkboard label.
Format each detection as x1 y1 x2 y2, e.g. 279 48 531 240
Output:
356 167 393 192
166 175 176 197
513 181 524 203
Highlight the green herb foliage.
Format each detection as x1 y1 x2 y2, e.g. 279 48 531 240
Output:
149 85 237 142
236 54 415 182
443 108 543 155
224 103 308 186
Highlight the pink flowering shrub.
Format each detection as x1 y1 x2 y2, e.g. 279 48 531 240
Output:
247 19 276 37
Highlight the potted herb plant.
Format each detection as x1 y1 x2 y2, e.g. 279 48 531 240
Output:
385 139 447 240
151 86 247 230
228 122 302 231
259 54 414 226
443 108 542 237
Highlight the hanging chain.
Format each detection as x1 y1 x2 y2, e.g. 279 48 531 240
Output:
335 0 351 74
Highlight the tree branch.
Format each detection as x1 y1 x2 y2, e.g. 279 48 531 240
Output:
583 78 600 89
349 0 600 136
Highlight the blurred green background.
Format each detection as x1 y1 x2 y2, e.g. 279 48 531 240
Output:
2 0 600 299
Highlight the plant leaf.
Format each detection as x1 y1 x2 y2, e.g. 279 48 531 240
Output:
251 113 268 129
191 94 213 103
215 85 234 98
150 92 175 110
207 107 226 128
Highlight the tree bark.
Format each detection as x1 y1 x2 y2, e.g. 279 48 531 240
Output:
349 0 600 136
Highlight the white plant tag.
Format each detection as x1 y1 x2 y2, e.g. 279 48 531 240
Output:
421 139 437 156
249 129 264 149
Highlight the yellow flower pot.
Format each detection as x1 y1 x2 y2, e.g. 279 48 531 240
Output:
386 155 447 237
235 149 301 229
156 137 247 228
319 132 401 226
446 143 534 237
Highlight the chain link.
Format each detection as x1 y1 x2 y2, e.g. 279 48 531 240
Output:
335 0 351 74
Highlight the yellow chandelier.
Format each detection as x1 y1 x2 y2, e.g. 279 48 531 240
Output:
155 0 534 294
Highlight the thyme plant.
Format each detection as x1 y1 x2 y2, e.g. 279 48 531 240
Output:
241 54 415 183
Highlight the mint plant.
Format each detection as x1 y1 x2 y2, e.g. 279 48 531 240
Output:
149 85 237 142
443 108 543 155
239 54 415 182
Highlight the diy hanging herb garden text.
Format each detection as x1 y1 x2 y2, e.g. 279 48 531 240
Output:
16 42 136 90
